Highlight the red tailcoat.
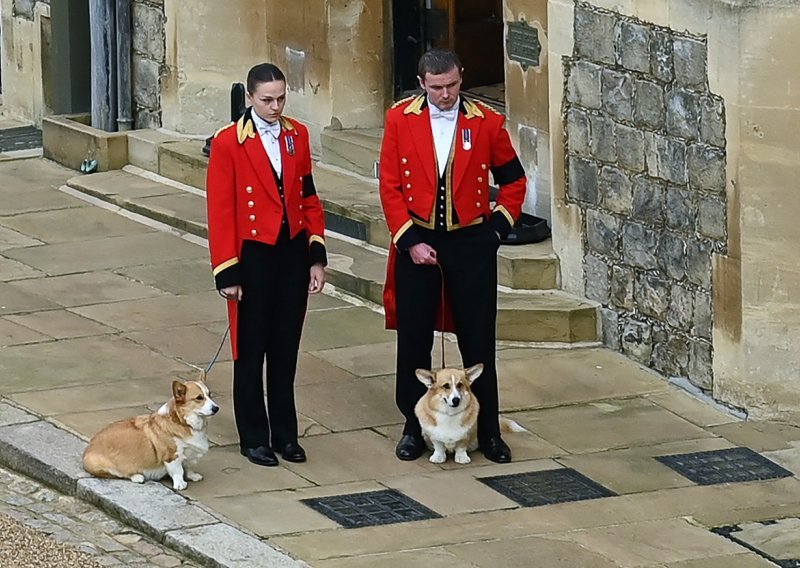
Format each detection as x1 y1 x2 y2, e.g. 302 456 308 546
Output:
379 95 527 329
206 111 326 358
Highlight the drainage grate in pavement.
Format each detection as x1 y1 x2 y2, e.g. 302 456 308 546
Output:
655 447 793 486
713 518 800 567
478 468 617 507
0 126 43 152
302 489 441 529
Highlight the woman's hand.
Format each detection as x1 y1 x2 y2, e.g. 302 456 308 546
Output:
309 264 326 294
219 285 242 301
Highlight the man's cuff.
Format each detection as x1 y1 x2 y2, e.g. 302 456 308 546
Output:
309 241 327 267
214 264 241 290
395 224 424 251
489 210 514 240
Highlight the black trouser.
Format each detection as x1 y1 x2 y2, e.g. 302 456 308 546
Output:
233 234 309 450
395 222 500 444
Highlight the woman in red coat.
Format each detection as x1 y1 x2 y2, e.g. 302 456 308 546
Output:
206 63 327 467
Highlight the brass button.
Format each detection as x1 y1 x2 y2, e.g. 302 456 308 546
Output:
477 189 482 195
250 229 258 236
299 204 303 210
245 186 253 193
439 204 444 209
299 176 303 181
481 164 487 170
404 170 411 177
476 202 481 207
401 158 408 164
406 183 412 189
247 201 255 208
408 196 413 202
478 177 483 183
439 213 444 219
249 214 256 221
299 220 304 226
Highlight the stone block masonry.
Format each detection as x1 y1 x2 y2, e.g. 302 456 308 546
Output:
132 0 166 128
564 2 727 391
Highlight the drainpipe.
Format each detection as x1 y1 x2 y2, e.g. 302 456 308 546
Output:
89 0 117 131
115 0 133 131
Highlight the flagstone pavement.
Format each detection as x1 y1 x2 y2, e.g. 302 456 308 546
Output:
2 158 800 567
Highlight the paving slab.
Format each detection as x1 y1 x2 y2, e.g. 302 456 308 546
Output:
115 257 216 296
202 481 382 538
0 282 60 315
0 335 189 394
0 317 49 345
716 517 800 566
449 535 620 568
0 401 38 427
0 160 81 213
647 389 742 427
512 397 714 454
3 232 207 275
0 420 89 495
296 375 399 431
125 324 233 367
300 306 396 351
52 405 155 439
0 256 42 280
0 224 44 250
5 309 116 339
77 478 217 541
163 522 305 568
496 347 670 411
9 271 168 308
710 420 800 452
0 205 153 243
70 291 223 332
662 555 775 567
313 548 472 568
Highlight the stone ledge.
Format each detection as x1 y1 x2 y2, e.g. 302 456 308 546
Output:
0 401 39 428
77 477 218 542
164 523 307 568
0 420 90 495
42 114 129 172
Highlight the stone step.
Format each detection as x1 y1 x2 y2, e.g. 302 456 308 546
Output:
65 169 597 343
319 128 382 178
114 139 559 291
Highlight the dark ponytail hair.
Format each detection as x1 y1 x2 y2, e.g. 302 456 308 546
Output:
246 63 286 94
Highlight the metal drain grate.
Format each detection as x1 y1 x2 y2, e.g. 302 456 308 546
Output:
302 489 441 529
655 447 793 486
0 126 42 152
713 519 800 568
479 468 616 507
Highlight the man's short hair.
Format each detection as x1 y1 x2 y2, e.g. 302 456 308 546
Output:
246 63 286 94
417 49 462 78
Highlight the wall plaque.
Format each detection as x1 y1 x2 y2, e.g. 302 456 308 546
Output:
506 20 541 70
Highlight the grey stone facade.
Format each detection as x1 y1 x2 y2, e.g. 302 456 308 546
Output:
132 0 165 128
12 0 49 20
565 2 727 390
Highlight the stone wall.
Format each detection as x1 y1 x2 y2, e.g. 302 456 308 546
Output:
563 2 727 390
132 0 165 129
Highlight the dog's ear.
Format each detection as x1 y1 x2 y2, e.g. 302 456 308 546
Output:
415 369 436 389
465 364 484 384
172 380 187 402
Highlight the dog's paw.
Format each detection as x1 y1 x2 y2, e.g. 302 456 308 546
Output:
186 472 203 482
172 479 188 491
130 474 145 484
429 452 446 464
455 453 471 464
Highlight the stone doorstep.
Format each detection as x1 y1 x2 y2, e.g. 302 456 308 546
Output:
320 128 383 178
0 408 305 568
65 170 596 343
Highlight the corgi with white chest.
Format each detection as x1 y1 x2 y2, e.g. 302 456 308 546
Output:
415 364 526 464
82 379 219 490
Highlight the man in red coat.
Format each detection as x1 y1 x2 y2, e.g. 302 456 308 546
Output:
206 63 326 467
380 49 527 463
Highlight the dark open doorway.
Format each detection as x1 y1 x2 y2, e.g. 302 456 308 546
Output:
392 0 505 109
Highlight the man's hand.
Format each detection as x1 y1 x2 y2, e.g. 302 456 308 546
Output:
309 263 326 294
409 243 438 265
220 285 242 301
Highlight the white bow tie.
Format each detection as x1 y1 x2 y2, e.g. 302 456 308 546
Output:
259 120 281 138
430 106 458 121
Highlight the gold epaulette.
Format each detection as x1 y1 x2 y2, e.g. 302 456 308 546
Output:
280 115 298 133
463 98 487 120
391 95 415 109
474 99 501 116
236 114 256 144
402 95 426 115
213 122 235 138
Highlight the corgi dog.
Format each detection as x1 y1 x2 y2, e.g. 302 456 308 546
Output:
415 364 526 464
82 379 219 490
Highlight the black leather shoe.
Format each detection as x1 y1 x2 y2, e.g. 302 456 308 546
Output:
395 434 425 461
276 441 306 463
481 436 512 463
240 446 279 467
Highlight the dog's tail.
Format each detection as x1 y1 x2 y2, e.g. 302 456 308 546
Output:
500 416 528 433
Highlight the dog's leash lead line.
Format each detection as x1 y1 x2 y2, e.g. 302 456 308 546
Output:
202 324 231 379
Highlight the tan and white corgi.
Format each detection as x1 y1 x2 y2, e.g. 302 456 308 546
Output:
415 364 526 464
82 379 219 490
